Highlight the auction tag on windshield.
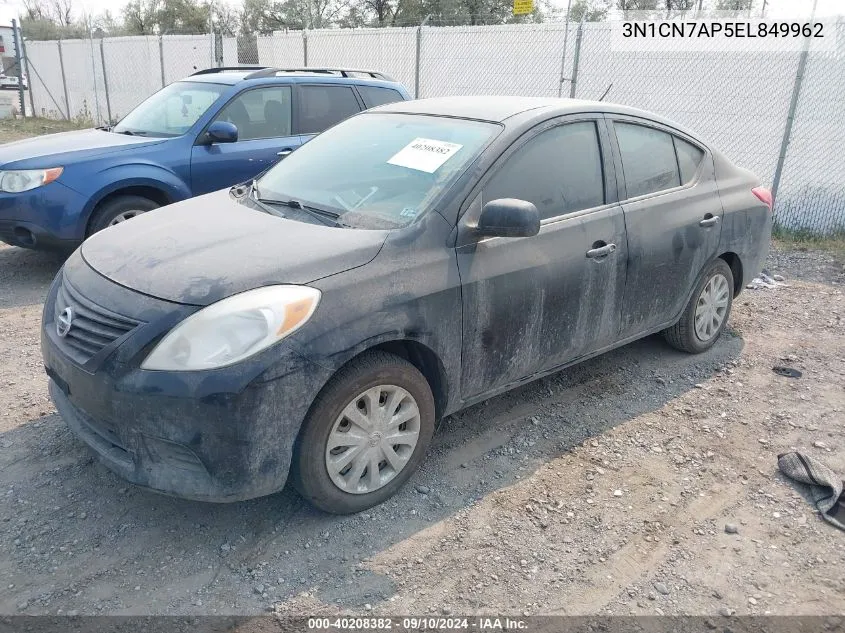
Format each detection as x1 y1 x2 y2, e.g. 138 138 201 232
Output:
388 138 463 173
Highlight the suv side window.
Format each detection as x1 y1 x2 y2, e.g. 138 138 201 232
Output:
615 122 680 198
299 85 362 135
485 121 605 221
214 86 292 141
674 136 705 184
358 86 404 109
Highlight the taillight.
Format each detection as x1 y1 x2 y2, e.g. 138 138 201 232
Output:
752 186 773 212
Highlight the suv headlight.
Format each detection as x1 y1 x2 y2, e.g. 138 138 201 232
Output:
0 168 64 193
141 285 320 371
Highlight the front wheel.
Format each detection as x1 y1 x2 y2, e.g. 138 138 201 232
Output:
291 351 436 514
663 258 734 354
88 195 160 236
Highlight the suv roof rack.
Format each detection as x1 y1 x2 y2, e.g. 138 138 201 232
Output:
191 66 271 76
247 67 395 81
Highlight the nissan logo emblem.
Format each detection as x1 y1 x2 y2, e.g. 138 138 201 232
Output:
57 307 74 338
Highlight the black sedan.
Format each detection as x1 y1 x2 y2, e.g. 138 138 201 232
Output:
41 96 773 514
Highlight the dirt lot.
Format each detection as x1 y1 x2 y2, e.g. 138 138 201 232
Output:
0 122 844 618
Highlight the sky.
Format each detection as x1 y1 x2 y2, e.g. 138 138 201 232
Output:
0 0 842 21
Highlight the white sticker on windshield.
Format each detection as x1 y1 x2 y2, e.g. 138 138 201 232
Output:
387 138 463 173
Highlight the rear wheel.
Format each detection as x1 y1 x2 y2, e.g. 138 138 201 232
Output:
663 258 734 354
291 351 435 514
88 195 160 235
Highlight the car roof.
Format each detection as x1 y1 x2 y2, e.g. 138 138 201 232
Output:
375 96 696 133
182 67 402 87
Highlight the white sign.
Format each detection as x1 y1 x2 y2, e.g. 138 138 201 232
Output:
388 138 463 173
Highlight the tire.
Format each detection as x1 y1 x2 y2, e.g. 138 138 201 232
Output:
88 195 160 236
291 351 436 514
663 258 734 354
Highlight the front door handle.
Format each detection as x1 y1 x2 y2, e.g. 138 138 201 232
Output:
699 214 720 227
277 148 293 158
586 242 617 259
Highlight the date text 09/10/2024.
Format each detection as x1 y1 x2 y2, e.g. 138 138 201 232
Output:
307 616 528 630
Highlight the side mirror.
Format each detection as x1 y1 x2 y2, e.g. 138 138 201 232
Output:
476 198 540 239
204 121 238 144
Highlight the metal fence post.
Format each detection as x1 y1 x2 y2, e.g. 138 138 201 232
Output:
568 18 584 99
11 19 26 117
415 15 430 99
303 30 308 66
100 38 112 123
57 39 71 119
771 0 818 208
88 34 102 125
557 0 573 98
159 35 166 87
19 30 35 117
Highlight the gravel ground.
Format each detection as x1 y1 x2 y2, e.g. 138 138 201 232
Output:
1 239 843 618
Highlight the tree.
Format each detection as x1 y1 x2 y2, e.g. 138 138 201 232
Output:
122 0 158 34
50 0 74 27
570 0 610 21
715 0 753 11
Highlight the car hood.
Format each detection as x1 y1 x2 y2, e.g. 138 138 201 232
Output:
0 128 164 168
80 190 390 306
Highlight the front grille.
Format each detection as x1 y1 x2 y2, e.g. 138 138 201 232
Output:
54 276 141 364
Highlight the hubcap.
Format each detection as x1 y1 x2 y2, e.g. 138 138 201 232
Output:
109 209 147 226
325 385 421 495
694 273 730 342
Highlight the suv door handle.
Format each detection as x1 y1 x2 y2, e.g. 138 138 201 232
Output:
699 214 720 227
277 148 293 157
586 242 617 259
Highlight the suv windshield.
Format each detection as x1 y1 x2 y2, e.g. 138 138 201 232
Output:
255 112 501 229
113 81 225 138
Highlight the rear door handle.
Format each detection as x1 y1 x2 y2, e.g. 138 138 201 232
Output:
699 215 720 227
586 243 617 259
277 148 293 157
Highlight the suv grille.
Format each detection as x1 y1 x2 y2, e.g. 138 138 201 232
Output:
55 276 141 363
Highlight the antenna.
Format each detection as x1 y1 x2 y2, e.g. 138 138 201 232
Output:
598 83 613 102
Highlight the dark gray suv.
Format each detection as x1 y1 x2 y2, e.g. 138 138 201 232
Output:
41 96 772 514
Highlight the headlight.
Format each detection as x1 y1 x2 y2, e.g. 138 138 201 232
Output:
0 168 63 193
141 285 320 371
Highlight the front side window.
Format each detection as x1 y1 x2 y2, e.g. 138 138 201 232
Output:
298 85 362 135
485 121 605 220
214 86 292 141
114 81 225 138
615 122 681 198
255 112 501 229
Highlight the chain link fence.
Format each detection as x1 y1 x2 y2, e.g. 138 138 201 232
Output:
13 17 845 235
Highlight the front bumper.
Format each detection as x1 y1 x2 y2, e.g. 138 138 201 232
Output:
0 181 88 250
42 254 334 502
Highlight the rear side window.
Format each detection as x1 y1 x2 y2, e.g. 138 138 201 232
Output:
615 122 680 198
298 85 362 135
485 121 605 220
674 137 705 184
358 86 404 109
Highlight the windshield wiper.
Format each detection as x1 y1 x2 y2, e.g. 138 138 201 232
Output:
243 180 286 218
115 129 150 137
259 197 344 227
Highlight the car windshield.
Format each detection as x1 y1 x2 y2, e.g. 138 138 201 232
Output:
112 81 225 138
254 112 501 229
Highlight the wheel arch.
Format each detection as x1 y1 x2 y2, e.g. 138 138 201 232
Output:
315 338 450 423
718 251 744 297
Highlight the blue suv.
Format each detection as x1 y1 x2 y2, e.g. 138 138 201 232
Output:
0 67 410 251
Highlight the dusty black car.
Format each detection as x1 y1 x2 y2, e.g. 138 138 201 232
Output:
41 96 772 514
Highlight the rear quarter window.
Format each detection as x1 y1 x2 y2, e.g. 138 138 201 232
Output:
358 86 405 109
674 137 705 184
615 122 681 198
298 85 362 135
